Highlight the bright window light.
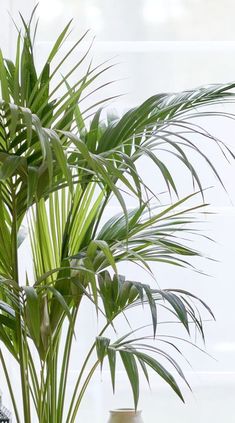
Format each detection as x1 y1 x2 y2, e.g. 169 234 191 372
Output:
143 0 186 24
214 342 235 352
84 4 103 32
38 0 64 21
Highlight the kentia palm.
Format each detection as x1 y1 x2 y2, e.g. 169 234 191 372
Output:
0 8 234 423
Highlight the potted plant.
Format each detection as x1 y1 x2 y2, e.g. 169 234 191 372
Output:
0 7 234 423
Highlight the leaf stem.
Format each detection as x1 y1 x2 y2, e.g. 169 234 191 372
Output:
0 349 20 423
12 183 31 423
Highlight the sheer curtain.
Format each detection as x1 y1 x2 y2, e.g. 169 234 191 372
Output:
1 1 235 421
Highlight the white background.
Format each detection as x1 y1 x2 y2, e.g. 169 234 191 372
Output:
1 1 235 422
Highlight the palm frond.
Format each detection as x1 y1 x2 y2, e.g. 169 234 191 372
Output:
0 10 234 422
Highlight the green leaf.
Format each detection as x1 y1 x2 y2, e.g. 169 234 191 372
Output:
27 166 38 206
107 347 116 392
0 49 10 102
47 286 73 327
120 350 139 410
0 314 16 330
24 286 41 347
0 301 15 317
143 285 157 337
47 20 73 64
50 132 73 192
135 351 184 402
96 336 110 369
158 290 189 333
0 155 22 180
87 240 117 273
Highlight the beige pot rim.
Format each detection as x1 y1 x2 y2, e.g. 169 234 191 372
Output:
110 409 142 416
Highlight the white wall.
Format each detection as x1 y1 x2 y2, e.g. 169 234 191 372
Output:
1 1 235 422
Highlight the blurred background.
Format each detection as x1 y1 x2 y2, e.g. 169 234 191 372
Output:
1 1 235 422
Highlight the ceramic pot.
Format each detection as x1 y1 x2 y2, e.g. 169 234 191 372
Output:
107 408 144 423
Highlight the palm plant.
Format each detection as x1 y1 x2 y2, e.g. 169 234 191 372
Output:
0 7 234 423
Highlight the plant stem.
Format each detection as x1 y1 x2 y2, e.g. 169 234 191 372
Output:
11 185 31 423
91 192 110 238
69 361 99 423
39 361 48 422
0 349 20 423
57 308 78 423
65 340 95 423
27 345 40 404
66 322 109 423
48 338 57 423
